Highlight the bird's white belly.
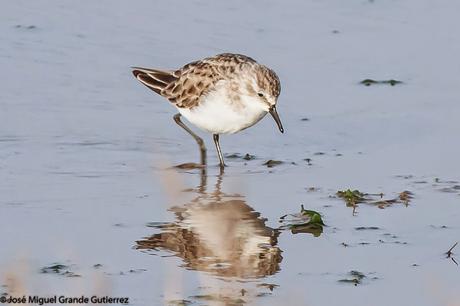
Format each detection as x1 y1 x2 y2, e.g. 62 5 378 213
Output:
178 94 267 134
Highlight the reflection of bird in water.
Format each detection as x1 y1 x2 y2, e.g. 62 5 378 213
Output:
136 171 282 279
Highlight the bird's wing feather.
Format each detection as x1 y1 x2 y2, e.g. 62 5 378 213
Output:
132 53 256 108
132 67 178 94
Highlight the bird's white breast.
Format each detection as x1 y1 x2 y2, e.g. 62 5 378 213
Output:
178 81 267 134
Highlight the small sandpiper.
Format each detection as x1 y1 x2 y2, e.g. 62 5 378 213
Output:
132 53 284 168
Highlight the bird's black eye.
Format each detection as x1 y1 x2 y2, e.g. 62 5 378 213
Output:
258 93 264 97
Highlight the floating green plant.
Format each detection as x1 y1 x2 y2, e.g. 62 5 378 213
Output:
336 189 367 206
279 205 324 236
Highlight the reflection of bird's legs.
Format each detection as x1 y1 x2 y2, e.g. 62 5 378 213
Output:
219 166 224 177
196 158 224 199
198 168 207 194
213 134 226 168
173 113 207 166
213 167 224 201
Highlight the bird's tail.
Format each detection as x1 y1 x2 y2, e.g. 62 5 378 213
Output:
132 67 178 94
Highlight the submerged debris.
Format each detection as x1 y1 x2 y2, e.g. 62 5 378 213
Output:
338 270 366 286
263 160 283 167
342 231 408 247
428 177 460 196
256 292 272 297
125 268 147 274
167 300 192 306
189 294 245 305
40 264 68 274
225 153 256 160
279 205 324 236
243 153 256 160
257 283 279 291
434 178 459 184
436 181 460 193
40 263 80 277
174 162 205 170
355 226 380 231
439 185 460 193
15 24 37 30
360 79 403 86
224 153 256 161
225 153 240 158
445 242 458 265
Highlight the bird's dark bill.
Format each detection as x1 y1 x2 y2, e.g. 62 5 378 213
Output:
269 106 284 133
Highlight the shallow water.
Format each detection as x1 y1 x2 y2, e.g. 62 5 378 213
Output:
1 1 460 305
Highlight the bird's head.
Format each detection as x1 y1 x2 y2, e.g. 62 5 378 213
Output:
250 65 284 133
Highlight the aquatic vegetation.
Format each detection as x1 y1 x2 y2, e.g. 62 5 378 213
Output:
336 189 367 206
372 191 413 208
299 205 325 225
336 189 413 211
279 205 324 236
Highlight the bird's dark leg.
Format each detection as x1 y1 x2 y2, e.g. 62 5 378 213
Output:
173 113 206 166
213 134 226 169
